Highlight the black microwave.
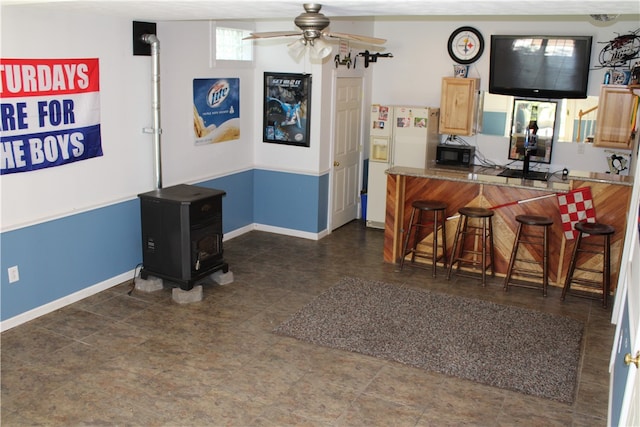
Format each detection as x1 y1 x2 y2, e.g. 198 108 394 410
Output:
436 144 475 168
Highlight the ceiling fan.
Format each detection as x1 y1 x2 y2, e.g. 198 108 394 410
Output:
244 3 386 59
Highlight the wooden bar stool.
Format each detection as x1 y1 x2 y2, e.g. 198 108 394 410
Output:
503 214 553 296
561 221 615 308
400 200 447 278
446 206 495 286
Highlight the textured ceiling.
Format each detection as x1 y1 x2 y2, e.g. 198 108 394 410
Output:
3 0 640 22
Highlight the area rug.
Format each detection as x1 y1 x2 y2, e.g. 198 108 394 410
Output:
274 277 584 404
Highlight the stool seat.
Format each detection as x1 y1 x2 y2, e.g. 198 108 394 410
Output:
516 214 553 226
504 214 553 296
412 200 447 211
400 200 448 277
574 221 615 235
458 206 494 218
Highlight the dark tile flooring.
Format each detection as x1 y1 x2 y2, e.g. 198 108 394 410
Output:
1 220 613 426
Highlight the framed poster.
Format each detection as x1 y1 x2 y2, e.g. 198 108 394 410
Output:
263 72 311 147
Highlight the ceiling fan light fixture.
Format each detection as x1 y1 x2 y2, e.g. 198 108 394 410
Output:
287 39 307 60
294 4 330 33
248 3 386 58
302 30 322 42
590 14 619 22
310 38 332 59
589 14 619 26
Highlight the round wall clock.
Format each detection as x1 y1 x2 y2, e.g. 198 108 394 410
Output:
448 26 484 65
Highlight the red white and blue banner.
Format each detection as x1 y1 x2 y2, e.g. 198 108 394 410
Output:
0 58 102 175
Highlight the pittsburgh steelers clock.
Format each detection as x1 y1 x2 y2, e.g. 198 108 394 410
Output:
448 26 484 65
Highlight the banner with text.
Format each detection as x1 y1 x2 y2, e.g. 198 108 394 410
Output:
0 58 103 175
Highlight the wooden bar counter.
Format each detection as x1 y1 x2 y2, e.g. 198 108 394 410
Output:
384 165 633 291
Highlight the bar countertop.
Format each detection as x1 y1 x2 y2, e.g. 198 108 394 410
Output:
386 165 633 192
383 164 634 289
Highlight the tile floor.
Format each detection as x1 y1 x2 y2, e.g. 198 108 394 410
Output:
1 220 614 426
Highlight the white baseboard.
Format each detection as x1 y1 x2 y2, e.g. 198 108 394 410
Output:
0 270 134 332
226 223 327 241
253 223 326 240
1 223 327 332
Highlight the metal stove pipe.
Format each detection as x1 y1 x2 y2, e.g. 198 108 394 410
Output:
141 33 162 189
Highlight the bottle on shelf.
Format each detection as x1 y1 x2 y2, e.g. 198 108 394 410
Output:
526 105 539 148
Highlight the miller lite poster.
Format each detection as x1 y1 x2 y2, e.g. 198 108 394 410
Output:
0 58 103 175
193 78 240 145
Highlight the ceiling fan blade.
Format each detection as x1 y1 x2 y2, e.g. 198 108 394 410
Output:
244 31 301 40
324 32 386 45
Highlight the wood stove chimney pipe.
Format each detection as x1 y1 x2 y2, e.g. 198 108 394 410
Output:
141 33 162 189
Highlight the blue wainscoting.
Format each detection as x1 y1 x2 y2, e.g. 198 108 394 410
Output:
0 200 142 321
197 169 254 233
0 168 328 323
253 169 329 233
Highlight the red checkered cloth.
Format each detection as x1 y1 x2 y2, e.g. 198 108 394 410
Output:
556 187 597 240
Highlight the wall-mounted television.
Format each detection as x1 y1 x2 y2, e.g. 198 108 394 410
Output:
489 35 593 99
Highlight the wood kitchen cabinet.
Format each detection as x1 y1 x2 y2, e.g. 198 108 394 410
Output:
439 77 481 136
594 85 637 149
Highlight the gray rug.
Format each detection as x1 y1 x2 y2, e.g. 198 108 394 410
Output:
274 277 584 404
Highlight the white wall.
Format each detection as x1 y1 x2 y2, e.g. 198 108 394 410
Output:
250 19 326 175
3 6 637 232
1 6 157 230
0 4 377 235
371 17 640 175
250 18 376 176
158 20 255 185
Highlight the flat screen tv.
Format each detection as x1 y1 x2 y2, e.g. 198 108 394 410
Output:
489 35 592 99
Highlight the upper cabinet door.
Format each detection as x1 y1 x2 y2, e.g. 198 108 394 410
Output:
439 77 481 136
594 85 637 149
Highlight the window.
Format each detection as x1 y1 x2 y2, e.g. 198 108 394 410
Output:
215 27 253 61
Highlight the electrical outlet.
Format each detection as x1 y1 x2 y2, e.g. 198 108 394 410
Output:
8 266 19 283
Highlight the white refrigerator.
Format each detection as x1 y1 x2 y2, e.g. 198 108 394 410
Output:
366 105 440 229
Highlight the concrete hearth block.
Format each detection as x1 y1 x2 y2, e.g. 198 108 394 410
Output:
211 270 234 285
135 275 163 293
172 285 203 304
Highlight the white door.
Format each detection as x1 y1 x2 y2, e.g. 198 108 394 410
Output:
331 77 362 230
609 144 640 426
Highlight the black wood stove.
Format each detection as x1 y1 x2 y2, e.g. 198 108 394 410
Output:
138 184 228 290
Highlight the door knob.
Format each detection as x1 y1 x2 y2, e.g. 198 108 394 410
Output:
334 161 340 167
625 351 640 368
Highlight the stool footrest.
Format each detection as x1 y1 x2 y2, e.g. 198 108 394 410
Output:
517 237 545 245
507 268 543 277
568 277 605 288
514 258 543 265
454 270 492 281
504 280 545 290
564 288 609 302
405 252 446 263
453 257 490 266
575 248 605 256
574 266 605 275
